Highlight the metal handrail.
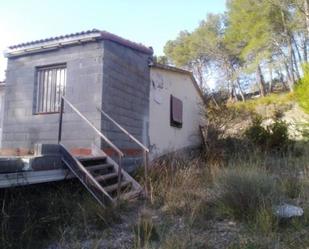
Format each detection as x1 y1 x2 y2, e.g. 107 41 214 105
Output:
58 96 124 200
97 108 149 152
59 97 124 157
97 107 149 196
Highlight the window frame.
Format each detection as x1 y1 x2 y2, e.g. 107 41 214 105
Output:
33 63 67 115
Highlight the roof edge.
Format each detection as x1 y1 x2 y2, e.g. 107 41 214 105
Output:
151 63 191 75
5 29 153 58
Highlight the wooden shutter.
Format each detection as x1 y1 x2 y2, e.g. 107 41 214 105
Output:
170 95 183 128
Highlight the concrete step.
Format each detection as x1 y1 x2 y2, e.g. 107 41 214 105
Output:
95 172 118 182
86 163 114 172
78 156 108 167
104 180 131 193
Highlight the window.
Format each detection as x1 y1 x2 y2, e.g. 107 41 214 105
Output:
170 95 183 128
35 64 66 114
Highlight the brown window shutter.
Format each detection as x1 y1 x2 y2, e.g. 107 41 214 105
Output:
170 95 183 128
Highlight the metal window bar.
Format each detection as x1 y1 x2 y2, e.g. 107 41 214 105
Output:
97 107 149 197
58 96 125 200
36 66 66 113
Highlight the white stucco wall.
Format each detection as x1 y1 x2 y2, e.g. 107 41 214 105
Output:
149 67 204 158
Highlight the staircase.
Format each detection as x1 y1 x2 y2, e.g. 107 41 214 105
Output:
57 96 148 207
60 144 143 207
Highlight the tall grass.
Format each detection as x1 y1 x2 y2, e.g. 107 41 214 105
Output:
147 155 209 221
0 180 120 249
213 167 282 221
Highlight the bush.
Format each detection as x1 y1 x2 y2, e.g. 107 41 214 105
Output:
295 63 309 114
214 167 282 221
244 116 269 148
267 120 290 151
245 116 290 152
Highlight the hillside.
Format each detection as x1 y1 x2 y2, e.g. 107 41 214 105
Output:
224 93 309 140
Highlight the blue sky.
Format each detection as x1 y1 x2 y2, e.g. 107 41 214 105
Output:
0 0 226 80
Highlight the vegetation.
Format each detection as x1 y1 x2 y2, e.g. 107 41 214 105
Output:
1 96 309 248
163 0 309 101
0 181 121 249
245 116 291 152
230 93 295 113
2 1 309 247
295 64 309 114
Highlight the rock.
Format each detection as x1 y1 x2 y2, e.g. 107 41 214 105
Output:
228 221 236 226
274 204 304 218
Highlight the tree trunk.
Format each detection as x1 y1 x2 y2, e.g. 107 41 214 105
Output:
236 78 245 102
292 35 303 63
303 0 309 62
305 0 309 38
281 9 296 85
196 62 204 89
256 65 266 97
303 40 308 62
292 47 301 80
268 62 273 93
284 62 294 92
228 81 235 101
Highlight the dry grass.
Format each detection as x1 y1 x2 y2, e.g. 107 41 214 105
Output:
147 155 209 221
213 166 282 221
1 121 309 248
230 93 295 115
0 180 121 249
142 140 309 247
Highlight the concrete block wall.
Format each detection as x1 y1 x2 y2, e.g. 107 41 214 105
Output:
2 42 104 150
101 40 151 166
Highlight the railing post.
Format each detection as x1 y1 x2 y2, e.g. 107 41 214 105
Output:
117 155 123 201
143 150 149 198
58 97 64 144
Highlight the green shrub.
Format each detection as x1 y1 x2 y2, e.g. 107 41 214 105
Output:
267 120 290 152
295 63 309 114
245 116 269 148
245 117 290 152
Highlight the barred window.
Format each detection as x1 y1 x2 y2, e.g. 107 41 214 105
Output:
35 64 66 114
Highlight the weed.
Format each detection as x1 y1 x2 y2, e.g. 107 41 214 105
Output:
133 209 159 249
0 180 121 249
214 167 282 221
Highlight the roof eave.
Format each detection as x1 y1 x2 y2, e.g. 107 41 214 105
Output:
5 29 154 58
5 33 102 58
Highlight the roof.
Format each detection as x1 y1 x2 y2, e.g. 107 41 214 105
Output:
151 63 206 104
6 29 153 57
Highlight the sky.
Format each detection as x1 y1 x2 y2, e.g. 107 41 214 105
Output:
0 0 226 81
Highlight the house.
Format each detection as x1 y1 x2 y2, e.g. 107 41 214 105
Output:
0 29 205 206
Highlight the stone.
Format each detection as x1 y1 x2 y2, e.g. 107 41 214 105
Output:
274 204 304 218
